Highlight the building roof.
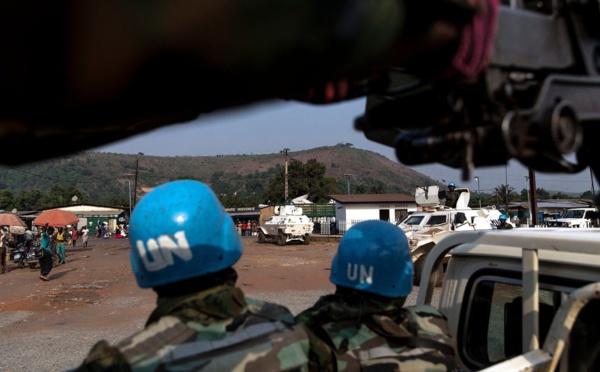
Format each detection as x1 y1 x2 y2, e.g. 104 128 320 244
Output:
510 200 592 209
328 194 415 204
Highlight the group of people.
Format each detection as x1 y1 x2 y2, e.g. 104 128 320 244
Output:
236 220 257 236
37 224 90 281
76 180 458 371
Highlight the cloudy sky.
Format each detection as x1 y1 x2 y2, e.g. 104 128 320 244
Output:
95 98 597 195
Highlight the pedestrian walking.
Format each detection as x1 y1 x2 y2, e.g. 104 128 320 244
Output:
71 226 78 247
0 227 7 273
55 227 67 264
81 226 89 248
38 224 54 281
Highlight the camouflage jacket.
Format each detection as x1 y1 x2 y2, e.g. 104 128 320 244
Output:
296 293 459 371
77 284 309 371
444 190 461 208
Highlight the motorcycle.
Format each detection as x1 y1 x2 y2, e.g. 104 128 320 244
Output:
10 242 37 269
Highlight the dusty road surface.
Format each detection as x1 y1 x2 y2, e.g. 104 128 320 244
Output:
0 236 337 371
0 236 432 371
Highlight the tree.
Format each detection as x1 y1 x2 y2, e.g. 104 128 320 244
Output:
551 192 572 199
0 190 14 210
494 184 518 212
263 158 337 204
580 190 594 199
536 188 550 200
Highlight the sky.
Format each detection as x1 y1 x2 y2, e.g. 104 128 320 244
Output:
95 98 598 195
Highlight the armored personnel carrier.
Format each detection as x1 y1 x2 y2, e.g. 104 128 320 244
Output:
398 186 508 284
257 205 314 246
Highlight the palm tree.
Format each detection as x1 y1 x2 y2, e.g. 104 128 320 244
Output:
494 184 518 213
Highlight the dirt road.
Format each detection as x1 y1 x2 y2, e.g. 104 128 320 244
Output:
0 236 337 371
0 236 432 371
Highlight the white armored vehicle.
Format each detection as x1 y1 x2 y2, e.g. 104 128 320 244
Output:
257 205 314 246
398 186 509 284
545 207 598 228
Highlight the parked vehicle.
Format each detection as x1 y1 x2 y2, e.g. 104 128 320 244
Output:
257 205 314 246
545 207 598 228
10 242 37 269
398 186 508 284
418 229 600 371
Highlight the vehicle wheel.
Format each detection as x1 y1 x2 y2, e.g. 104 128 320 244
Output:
29 263 37 269
277 232 286 246
19 261 25 269
258 230 266 243
413 254 444 287
413 255 426 286
302 235 310 245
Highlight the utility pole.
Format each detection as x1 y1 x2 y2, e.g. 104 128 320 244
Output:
505 164 509 215
344 174 353 194
281 148 290 203
474 176 481 208
528 169 539 226
133 159 139 209
525 176 532 226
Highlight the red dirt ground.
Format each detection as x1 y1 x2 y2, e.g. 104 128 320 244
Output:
0 236 338 334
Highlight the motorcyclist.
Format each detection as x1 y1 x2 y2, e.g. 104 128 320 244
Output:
77 180 309 371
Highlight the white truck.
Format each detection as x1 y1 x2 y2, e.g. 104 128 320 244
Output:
418 229 600 371
257 205 314 246
545 207 598 228
398 186 508 284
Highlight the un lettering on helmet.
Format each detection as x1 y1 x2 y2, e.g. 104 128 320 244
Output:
134 230 193 272
346 263 374 284
330 220 413 298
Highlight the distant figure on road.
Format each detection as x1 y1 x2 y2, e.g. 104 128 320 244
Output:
38 224 54 281
76 180 309 371
81 226 89 248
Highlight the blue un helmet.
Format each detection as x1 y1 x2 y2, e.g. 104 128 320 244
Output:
330 220 412 298
499 214 508 220
448 182 456 188
129 180 242 288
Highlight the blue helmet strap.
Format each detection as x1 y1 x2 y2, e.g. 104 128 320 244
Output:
153 268 237 297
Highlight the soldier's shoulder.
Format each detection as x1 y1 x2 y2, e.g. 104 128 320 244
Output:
246 297 296 324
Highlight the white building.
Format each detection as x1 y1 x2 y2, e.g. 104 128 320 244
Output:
328 193 417 233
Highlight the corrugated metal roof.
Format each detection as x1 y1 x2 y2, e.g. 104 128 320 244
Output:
328 194 415 204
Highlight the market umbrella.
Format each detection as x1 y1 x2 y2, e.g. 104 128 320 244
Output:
0 213 27 227
33 209 79 227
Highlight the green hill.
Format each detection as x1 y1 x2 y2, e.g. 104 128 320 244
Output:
0 144 441 206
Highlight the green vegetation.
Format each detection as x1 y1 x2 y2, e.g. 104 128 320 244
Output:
0 146 441 210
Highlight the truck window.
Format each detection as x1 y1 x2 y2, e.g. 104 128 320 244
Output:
426 215 447 226
568 299 600 371
403 215 425 226
564 210 584 219
461 277 562 369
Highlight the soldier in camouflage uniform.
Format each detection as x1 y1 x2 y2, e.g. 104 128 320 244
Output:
76 180 309 371
296 220 458 371
444 182 461 208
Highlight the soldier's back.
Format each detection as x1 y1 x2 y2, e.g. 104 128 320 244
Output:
78 295 310 371
299 301 459 371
